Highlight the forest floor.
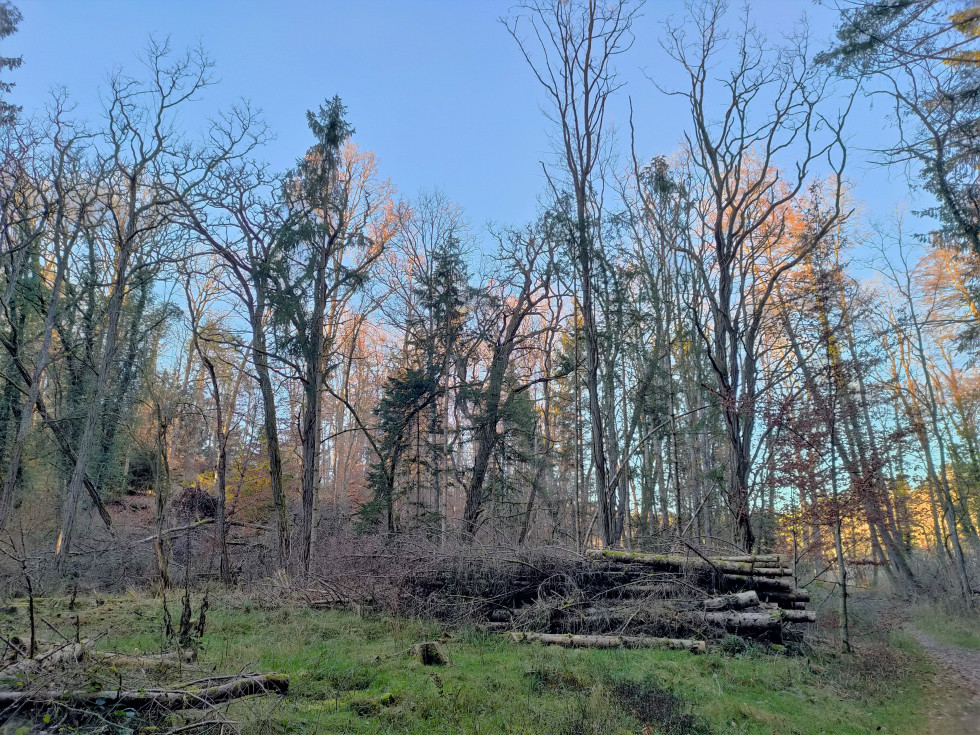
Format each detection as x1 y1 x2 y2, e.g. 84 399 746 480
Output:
907 613 980 735
0 590 942 734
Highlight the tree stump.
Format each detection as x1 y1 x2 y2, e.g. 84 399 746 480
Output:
410 641 449 666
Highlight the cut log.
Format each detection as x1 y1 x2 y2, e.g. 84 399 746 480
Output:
775 609 816 623
710 555 784 565
756 588 810 606
0 673 289 711
697 612 781 634
702 591 760 611
718 574 796 594
687 610 815 634
586 550 791 577
509 631 705 653
613 591 760 612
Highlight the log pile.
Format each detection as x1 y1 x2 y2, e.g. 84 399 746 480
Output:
399 547 814 647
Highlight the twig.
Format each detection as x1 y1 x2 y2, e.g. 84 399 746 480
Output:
164 720 231 734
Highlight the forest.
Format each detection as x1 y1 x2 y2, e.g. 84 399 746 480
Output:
1 0 979 733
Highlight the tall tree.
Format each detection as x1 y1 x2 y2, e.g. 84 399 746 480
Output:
506 0 641 547
273 97 399 576
661 2 850 550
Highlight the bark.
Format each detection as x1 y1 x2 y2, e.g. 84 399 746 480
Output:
193 326 231 583
251 312 289 568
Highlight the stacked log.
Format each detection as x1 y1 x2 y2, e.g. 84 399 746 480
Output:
485 549 814 648
395 545 814 648
584 550 810 610
583 550 813 640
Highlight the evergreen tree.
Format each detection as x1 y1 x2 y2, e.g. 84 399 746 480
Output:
0 1 22 126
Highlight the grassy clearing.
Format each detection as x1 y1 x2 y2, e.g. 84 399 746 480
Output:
1 592 935 734
911 607 980 651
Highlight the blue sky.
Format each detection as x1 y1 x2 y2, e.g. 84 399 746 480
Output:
8 1 916 235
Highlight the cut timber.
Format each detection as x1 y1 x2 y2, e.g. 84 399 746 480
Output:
718 574 796 594
702 591 760 611
756 589 811 608
698 612 780 633
0 673 288 711
586 550 791 577
690 610 815 633
711 555 783 565
775 609 816 623
598 591 759 612
509 632 705 654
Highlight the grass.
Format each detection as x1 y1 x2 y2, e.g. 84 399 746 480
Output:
911 607 980 651
1 591 937 735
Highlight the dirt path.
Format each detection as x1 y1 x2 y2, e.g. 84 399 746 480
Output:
909 627 980 734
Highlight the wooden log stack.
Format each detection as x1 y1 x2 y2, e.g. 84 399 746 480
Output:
584 549 810 609
492 549 814 648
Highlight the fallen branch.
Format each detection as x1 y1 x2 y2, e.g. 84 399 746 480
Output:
94 649 198 668
0 673 288 711
136 519 215 544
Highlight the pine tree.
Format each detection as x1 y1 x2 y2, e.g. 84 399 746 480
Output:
0 2 22 126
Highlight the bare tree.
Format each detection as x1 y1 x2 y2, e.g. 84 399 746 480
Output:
661 2 850 550
462 224 560 535
506 0 641 547
56 39 258 565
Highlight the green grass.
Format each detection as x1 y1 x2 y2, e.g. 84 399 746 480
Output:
1 592 936 734
912 608 980 651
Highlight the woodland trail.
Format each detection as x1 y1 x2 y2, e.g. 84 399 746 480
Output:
909 627 980 734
